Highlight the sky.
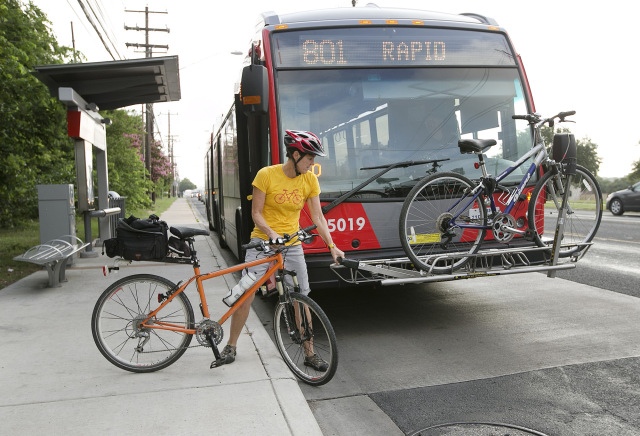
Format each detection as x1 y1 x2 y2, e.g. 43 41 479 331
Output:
30 0 640 188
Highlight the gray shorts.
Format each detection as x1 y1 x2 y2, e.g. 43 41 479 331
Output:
243 239 310 295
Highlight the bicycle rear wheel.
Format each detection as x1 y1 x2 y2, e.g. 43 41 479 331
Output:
273 292 338 386
528 164 603 257
91 274 195 373
399 172 487 274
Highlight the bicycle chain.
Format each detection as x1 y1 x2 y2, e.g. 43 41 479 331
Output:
137 344 205 353
135 319 223 353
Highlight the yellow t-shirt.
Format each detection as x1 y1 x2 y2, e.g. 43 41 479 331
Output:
250 164 320 243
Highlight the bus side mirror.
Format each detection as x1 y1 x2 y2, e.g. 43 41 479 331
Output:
240 65 268 115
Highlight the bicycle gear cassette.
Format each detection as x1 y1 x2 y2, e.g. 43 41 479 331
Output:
195 319 223 347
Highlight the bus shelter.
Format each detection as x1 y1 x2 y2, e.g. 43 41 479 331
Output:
33 56 180 256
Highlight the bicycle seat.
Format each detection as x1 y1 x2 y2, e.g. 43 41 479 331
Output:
458 138 497 154
170 226 210 239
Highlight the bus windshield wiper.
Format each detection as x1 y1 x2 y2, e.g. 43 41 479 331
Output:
321 159 449 214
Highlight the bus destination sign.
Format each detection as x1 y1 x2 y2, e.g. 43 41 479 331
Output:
302 39 447 65
273 28 514 68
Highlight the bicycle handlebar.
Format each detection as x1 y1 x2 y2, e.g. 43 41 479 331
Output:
512 110 576 127
241 225 318 251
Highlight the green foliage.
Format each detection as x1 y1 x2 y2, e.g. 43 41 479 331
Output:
575 137 601 177
598 156 640 195
102 109 153 211
598 177 627 195
541 126 601 177
0 0 75 228
0 2 174 228
628 142 640 182
629 160 640 182
0 218 41 289
179 178 197 192
102 109 175 209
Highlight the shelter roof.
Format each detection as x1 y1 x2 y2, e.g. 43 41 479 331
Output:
33 56 180 110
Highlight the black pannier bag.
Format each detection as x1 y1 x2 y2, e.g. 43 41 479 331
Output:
104 214 169 261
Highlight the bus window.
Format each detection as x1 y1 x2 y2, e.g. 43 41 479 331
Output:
277 66 528 196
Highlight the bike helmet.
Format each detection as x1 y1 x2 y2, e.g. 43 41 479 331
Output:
284 130 326 157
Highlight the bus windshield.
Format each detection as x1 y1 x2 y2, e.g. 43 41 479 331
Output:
273 29 532 199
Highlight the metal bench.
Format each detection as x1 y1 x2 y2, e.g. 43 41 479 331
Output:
13 235 90 287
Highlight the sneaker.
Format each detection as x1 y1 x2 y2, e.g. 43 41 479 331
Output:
304 353 328 371
220 344 236 364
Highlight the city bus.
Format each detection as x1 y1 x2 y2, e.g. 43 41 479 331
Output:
204 4 538 288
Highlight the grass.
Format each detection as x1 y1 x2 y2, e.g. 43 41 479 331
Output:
565 199 602 211
0 196 176 290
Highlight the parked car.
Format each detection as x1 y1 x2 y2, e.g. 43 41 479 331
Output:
606 181 640 215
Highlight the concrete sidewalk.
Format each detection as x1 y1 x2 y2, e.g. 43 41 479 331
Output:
0 197 322 435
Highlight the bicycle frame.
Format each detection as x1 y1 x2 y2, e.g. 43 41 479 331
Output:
93 223 337 385
449 140 548 231
140 251 285 335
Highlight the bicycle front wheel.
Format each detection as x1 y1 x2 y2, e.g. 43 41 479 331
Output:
91 274 195 373
399 172 486 274
273 292 338 386
528 164 603 257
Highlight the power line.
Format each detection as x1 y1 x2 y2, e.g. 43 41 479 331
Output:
89 0 123 59
64 0 92 37
75 0 118 60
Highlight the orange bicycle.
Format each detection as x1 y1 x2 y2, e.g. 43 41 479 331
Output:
91 225 338 386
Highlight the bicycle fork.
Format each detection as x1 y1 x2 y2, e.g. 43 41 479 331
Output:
276 271 313 348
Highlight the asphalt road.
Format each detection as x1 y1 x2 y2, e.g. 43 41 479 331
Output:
193 199 640 436
551 212 640 298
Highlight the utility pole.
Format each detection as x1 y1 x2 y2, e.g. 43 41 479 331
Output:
70 22 77 62
166 111 179 197
125 7 169 201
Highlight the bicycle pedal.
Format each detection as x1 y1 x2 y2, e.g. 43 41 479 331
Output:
210 358 227 369
524 229 537 241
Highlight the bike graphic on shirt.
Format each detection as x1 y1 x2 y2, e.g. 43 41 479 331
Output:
274 189 303 205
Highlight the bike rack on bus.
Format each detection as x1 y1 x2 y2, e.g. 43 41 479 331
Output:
330 170 594 286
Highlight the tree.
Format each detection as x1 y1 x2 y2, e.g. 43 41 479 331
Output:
629 160 640 182
102 109 176 207
0 0 75 227
541 126 601 177
102 109 153 211
628 141 640 182
149 136 173 199
575 137 601 177
179 178 197 193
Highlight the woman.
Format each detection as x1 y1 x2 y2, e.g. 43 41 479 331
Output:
220 130 344 371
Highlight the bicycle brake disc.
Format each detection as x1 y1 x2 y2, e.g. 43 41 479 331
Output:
195 319 223 347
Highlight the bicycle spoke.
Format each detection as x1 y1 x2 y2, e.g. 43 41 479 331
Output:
400 172 485 273
273 293 338 386
528 165 602 257
92 274 194 373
